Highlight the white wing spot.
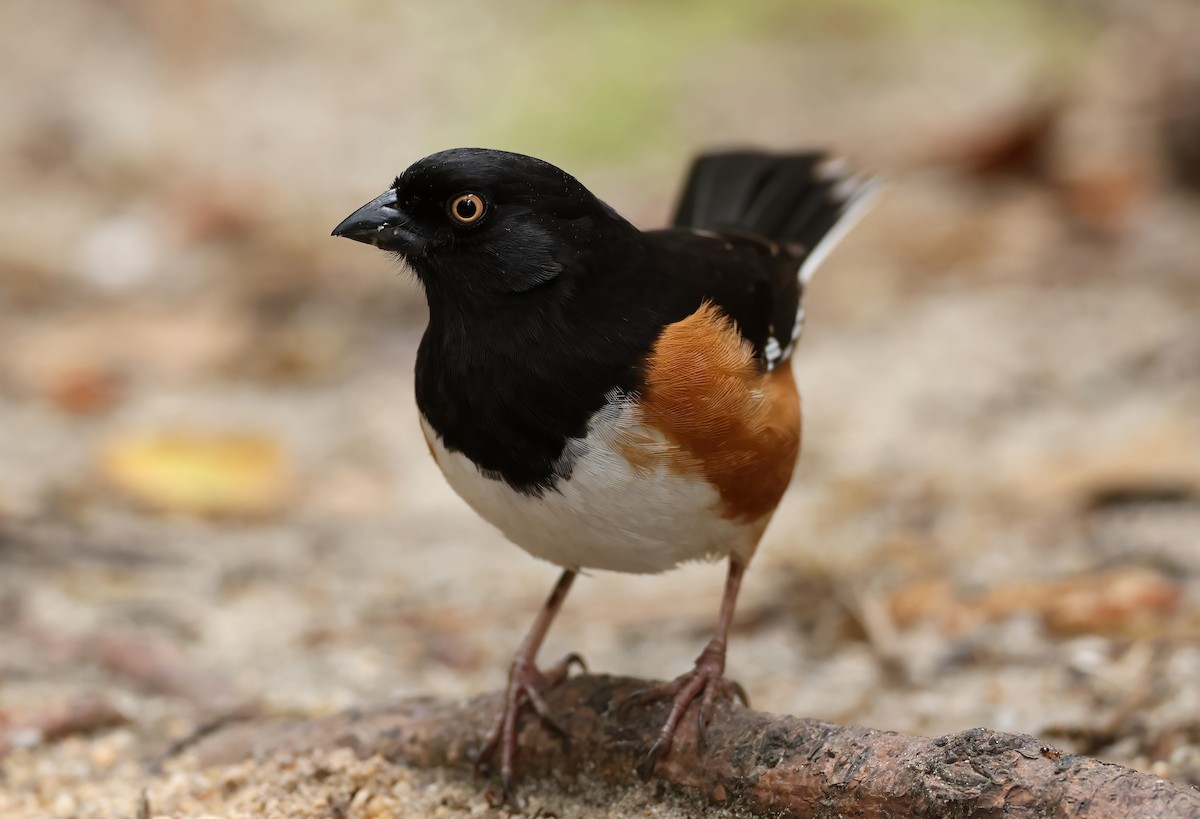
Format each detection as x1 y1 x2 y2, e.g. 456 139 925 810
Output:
764 336 783 369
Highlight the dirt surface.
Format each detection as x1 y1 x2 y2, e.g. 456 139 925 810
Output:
2 1 1200 817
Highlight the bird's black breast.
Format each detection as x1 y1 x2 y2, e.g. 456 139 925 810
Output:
415 320 626 495
414 271 663 496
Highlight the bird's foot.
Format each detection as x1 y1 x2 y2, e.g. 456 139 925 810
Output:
475 652 586 801
625 643 748 780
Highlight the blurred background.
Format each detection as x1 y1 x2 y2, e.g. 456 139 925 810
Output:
2 0 1199 815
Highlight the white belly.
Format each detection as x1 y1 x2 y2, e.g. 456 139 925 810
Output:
420 396 762 574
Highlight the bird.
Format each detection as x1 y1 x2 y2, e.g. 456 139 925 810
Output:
332 147 876 796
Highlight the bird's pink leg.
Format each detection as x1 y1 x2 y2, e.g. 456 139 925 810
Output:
476 569 581 799
629 559 749 780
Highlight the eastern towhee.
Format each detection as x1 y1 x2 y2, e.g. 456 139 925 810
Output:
333 147 876 795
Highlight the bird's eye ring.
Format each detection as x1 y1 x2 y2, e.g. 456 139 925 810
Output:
447 193 486 226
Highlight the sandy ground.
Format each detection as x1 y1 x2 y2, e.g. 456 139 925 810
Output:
2 1 1200 816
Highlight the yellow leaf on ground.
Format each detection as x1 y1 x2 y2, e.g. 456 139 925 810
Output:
100 431 289 518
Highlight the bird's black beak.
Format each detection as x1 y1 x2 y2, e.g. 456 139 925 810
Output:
331 189 426 254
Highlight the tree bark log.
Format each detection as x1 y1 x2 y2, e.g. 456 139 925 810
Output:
190 674 1200 818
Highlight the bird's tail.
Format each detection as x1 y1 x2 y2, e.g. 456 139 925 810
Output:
670 150 878 284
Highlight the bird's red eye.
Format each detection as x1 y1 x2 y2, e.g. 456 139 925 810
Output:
448 193 486 226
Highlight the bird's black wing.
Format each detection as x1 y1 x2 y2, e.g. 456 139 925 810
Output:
655 150 878 369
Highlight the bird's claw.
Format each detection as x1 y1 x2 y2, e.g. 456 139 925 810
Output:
625 648 747 779
546 651 588 684
619 677 683 718
474 652 587 794
637 736 669 781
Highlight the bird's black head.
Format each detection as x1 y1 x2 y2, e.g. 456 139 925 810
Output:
332 148 635 302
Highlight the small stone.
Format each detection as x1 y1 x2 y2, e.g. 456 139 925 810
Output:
52 793 77 817
90 740 120 771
